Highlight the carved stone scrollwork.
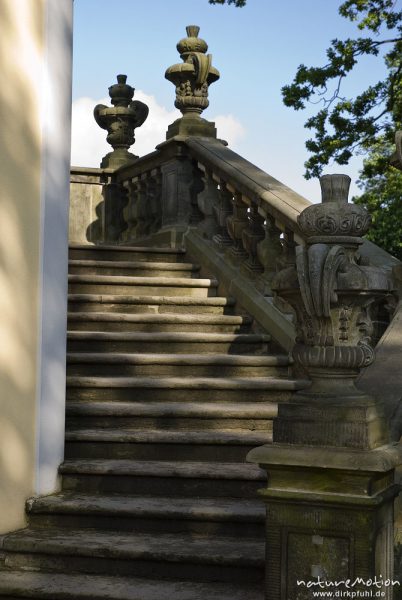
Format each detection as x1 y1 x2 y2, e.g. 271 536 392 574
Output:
242 204 265 272
272 174 395 448
226 192 248 258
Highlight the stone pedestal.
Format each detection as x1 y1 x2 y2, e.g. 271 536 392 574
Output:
166 114 217 139
248 444 401 599
247 174 401 599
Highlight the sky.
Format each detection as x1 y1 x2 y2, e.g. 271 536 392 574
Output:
71 0 390 202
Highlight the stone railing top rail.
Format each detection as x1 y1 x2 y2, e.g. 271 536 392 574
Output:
185 137 311 239
72 136 400 271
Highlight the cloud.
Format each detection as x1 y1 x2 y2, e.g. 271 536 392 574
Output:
70 92 180 167
212 114 246 148
70 92 246 167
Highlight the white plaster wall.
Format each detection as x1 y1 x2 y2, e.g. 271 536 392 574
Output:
36 0 73 494
0 0 73 532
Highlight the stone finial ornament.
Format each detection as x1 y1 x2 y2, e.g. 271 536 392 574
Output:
298 174 371 240
94 75 149 169
165 26 220 139
272 174 395 448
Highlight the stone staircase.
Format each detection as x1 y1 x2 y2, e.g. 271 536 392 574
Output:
0 244 308 600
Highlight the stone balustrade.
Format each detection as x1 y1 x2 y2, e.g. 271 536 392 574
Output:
68 26 402 598
69 132 399 351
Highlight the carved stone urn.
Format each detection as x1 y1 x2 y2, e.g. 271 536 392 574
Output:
165 26 220 139
94 74 149 169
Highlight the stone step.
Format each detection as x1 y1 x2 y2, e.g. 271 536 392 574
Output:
66 352 289 377
26 493 265 536
67 331 271 354
66 352 290 377
68 294 236 315
65 400 277 430
59 459 267 498
66 375 305 404
1 529 265 583
69 259 200 278
0 571 263 600
64 428 273 462
69 243 187 263
67 312 252 333
68 274 218 297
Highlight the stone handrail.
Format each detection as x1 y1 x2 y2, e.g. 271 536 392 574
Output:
184 137 309 239
182 137 399 271
111 136 399 269
69 135 400 353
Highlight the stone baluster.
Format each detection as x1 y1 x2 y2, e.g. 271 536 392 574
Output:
195 168 220 239
256 215 282 295
122 177 139 241
271 227 298 314
189 161 205 225
135 175 149 238
148 168 162 234
94 74 148 168
280 228 297 269
212 180 233 249
247 174 400 600
101 180 128 243
226 192 248 258
242 203 265 272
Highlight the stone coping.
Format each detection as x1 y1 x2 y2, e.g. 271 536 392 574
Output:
247 442 402 472
76 136 399 272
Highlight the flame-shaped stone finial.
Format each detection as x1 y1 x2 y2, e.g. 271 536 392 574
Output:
165 26 220 139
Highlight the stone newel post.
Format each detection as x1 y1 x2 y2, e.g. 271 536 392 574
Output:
165 25 220 139
248 174 401 600
94 74 149 168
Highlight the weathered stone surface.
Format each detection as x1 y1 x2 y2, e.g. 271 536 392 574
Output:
165 27 219 139
69 169 105 244
0 242 308 598
0 572 264 600
59 458 267 499
94 75 148 168
271 174 395 448
184 229 296 351
248 174 400 599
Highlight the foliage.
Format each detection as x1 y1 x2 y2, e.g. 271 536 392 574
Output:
281 0 402 179
352 137 402 259
210 0 402 257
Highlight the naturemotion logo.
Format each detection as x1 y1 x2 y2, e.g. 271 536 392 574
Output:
296 575 400 598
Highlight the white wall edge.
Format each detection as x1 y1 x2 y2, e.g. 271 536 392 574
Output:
36 0 74 494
